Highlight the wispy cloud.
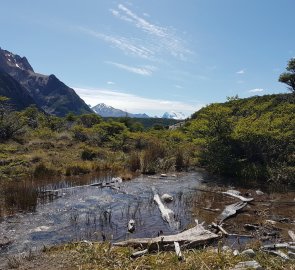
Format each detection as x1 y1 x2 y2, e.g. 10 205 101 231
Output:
110 4 192 60
78 26 154 59
107 81 115 85
236 69 245 74
249 88 264 93
174 85 183 89
106 61 156 76
74 87 201 116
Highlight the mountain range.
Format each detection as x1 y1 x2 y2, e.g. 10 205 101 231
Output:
0 47 92 116
92 103 186 119
0 47 187 119
91 103 150 118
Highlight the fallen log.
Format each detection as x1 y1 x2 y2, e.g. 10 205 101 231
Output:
222 190 253 202
153 193 179 230
114 224 219 251
217 201 247 224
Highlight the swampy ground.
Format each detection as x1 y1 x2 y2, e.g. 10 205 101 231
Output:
1 171 295 269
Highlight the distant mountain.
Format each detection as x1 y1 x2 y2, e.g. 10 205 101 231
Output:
0 71 39 111
0 47 93 116
92 103 150 118
162 111 186 120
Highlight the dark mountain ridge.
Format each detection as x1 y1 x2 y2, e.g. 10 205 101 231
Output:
0 47 92 116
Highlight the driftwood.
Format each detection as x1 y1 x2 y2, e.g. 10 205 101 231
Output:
262 242 295 250
288 230 295 241
114 224 219 251
153 192 179 230
212 222 229 236
131 249 148 258
231 260 263 270
174 241 183 260
217 201 247 224
202 207 220 212
263 250 290 260
39 177 122 197
222 190 253 202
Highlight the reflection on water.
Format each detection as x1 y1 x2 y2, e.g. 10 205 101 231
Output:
0 173 114 218
0 170 295 264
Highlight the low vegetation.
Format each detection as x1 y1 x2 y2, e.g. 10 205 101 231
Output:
185 93 295 186
0 92 294 187
0 101 195 181
10 241 295 270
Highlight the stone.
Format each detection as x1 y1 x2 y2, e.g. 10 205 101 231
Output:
241 249 256 258
161 193 173 203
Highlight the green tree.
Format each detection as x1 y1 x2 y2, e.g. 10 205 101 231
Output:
279 58 295 93
0 96 25 142
78 114 102 128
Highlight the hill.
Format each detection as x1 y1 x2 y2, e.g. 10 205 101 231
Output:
186 93 295 184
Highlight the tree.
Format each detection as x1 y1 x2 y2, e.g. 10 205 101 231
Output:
279 58 295 93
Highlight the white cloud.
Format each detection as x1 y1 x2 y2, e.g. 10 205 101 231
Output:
249 88 264 93
174 85 183 89
236 69 245 74
107 81 115 85
106 61 156 76
74 87 201 117
111 4 192 60
78 27 154 59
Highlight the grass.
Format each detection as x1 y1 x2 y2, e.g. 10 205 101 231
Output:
39 241 295 270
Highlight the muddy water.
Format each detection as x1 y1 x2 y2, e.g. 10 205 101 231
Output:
0 170 295 265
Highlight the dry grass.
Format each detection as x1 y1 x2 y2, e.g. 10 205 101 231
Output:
25 242 294 270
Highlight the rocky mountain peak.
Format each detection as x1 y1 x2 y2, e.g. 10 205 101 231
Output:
0 48 34 73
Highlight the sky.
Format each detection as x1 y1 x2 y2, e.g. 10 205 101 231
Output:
1 0 294 117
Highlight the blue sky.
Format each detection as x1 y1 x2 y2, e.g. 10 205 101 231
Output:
1 0 294 117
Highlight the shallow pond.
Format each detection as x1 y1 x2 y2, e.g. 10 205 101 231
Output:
0 170 295 267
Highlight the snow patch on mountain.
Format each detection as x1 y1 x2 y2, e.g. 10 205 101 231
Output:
162 111 186 120
92 103 150 118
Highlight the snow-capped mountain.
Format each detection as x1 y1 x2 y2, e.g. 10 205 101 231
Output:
162 111 186 120
92 103 150 118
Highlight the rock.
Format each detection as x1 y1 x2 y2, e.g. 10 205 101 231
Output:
233 249 240 256
256 190 264 195
128 219 135 233
231 260 263 270
241 249 256 258
161 193 173 202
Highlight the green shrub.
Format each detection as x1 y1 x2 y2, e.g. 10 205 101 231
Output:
33 163 56 178
65 165 90 176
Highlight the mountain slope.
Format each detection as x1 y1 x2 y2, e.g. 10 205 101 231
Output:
0 47 93 116
92 103 150 118
0 71 38 110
